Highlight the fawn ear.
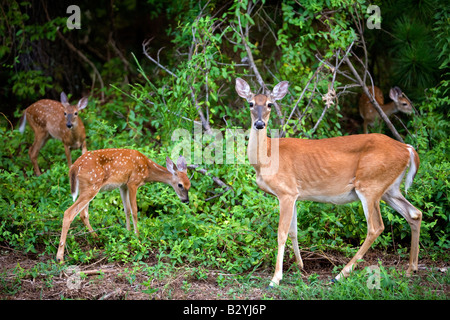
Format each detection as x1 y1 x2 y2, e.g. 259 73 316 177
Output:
235 78 254 101
78 97 88 110
270 81 289 101
166 156 178 175
177 156 187 173
60 92 69 105
389 87 402 102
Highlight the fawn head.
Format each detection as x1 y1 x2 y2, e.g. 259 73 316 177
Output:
166 156 190 204
389 87 413 114
60 92 88 129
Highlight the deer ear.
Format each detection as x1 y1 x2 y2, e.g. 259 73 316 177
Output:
60 92 69 105
78 97 88 110
235 78 254 101
177 156 187 173
166 157 177 175
270 81 289 101
389 87 402 102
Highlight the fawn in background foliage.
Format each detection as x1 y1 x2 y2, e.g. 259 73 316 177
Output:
19 92 88 176
359 86 413 134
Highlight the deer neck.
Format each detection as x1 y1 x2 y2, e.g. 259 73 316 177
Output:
248 126 272 171
62 121 85 148
382 101 398 116
145 160 173 184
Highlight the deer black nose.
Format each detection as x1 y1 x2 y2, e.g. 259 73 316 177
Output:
254 120 265 130
66 123 73 129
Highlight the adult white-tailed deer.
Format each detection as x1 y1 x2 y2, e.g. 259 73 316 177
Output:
56 149 190 262
19 92 88 176
235 78 421 286
359 86 413 134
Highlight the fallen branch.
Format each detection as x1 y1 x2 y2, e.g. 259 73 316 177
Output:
80 269 117 275
99 288 122 300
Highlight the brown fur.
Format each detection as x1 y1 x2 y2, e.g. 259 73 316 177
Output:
359 86 413 134
20 95 88 176
56 149 190 262
236 78 422 286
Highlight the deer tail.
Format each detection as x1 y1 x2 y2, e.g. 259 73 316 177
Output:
405 145 420 194
69 167 79 202
19 113 26 134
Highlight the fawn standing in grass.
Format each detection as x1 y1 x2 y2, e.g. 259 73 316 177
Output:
56 149 190 262
19 92 88 176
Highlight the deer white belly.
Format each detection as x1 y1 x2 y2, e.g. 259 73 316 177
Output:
301 189 358 204
100 183 124 192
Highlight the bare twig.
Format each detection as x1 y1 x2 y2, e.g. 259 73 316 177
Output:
282 65 323 136
233 4 285 127
41 0 104 101
142 39 212 134
309 44 353 135
142 39 178 78
188 164 232 201
189 86 212 135
1 112 13 131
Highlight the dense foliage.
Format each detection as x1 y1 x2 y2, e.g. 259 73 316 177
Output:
0 0 448 282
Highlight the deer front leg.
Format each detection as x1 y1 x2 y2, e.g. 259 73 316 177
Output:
64 144 72 168
363 120 369 134
270 195 296 287
81 140 87 154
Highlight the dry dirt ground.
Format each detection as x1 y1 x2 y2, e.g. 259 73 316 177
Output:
0 247 448 300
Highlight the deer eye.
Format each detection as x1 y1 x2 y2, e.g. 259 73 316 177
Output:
178 183 183 189
64 112 67 116
249 102 254 108
74 112 78 115
268 103 274 108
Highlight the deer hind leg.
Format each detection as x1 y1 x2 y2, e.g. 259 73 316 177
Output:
79 203 98 238
335 190 384 281
270 196 296 287
288 204 304 269
56 190 98 262
382 187 422 276
119 185 131 232
127 184 139 237
29 131 50 176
